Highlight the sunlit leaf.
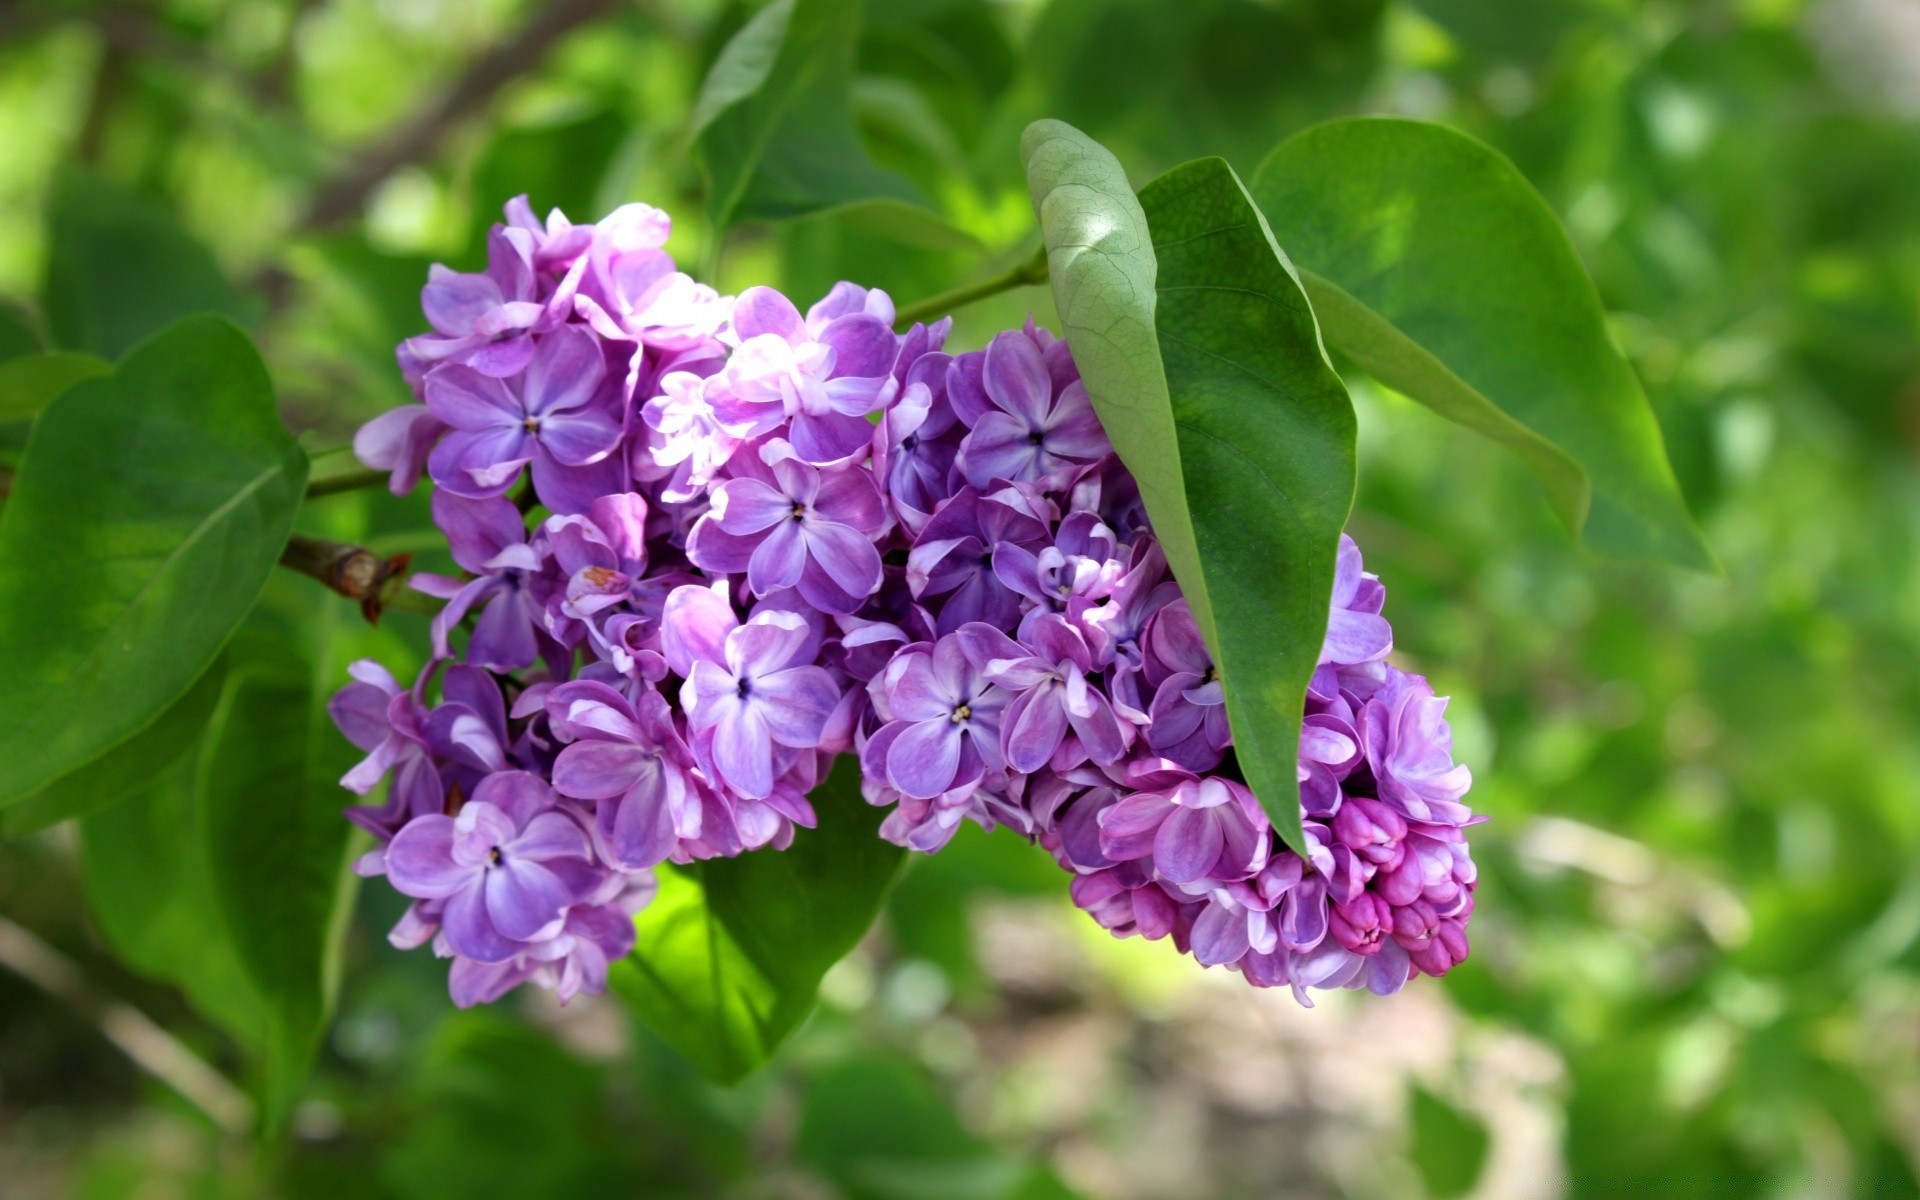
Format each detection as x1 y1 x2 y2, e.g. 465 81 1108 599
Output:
610 755 904 1083
1252 118 1712 569
1136 156 1356 856
0 316 307 805
1019 119 1211 647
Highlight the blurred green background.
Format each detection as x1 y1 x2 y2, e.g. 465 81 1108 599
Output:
4 0 1920 1195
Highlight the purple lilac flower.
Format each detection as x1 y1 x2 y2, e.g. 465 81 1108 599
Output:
425 325 623 513
385 771 599 963
665 583 841 800
955 329 1110 488
336 194 1477 1011
687 454 886 613
709 287 899 465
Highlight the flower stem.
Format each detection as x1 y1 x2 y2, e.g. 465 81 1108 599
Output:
893 245 1050 329
278 533 416 623
304 466 391 498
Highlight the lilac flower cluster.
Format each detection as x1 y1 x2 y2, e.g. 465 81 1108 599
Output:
334 197 1479 1009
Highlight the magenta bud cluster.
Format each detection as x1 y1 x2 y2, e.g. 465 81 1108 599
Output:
334 197 1480 1009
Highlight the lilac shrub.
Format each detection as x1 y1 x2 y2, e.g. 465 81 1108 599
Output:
335 196 1480 1008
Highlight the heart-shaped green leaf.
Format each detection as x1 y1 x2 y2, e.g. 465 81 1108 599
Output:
693 0 921 238
611 755 904 1083
1135 156 1357 858
0 315 307 805
1251 117 1711 570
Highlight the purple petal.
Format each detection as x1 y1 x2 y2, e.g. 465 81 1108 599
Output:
536 406 622 466
523 326 606 415
750 666 840 747
747 520 808 593
425 365 521 429
717 477 797 534
817 313 898 379
1098 793 1170 862
432 491 526 575
1155 805 1224 884
662 582 735 675
803 521 882 600
605 775 678 869
960 413 1040 488
484 859 571 941
442 885 521 963
712 704 775 798
552 740 649 801
983 329 1051 423
430 427 531 496
386 816 472 899
1002 687 1068 774
1192 900 1252 966
530 447 627 515
421 266 501 335
731 286 805 342
885 719 962 799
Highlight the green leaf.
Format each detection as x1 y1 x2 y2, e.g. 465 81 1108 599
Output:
1409 1086 1490 1198
610 755 904 1083
2 656 226 840
194 625 363 1130
798 1053 1083 1200
0 315 307 804
1018 119 1212 648
42 168 249 359
0 351 111 423
0 303 40 363
1132 157 1356 856
1251 117 1713 569
692 0 921 237
381 1012 633 1199
80 762 268 1057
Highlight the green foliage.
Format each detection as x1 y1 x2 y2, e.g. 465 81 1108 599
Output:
380 1013 643 1199
41 170 250 359
798 1054 1081 1200
611 755 904 1082
1 656 225 840
79 761 270 1066
0 351 110 423
0 316 307 805
0 304 39 362
692 0 920 238
1137 157 1356 854
194 636 362 1131
1409 1087 1490 1198
1252 118 1713 570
